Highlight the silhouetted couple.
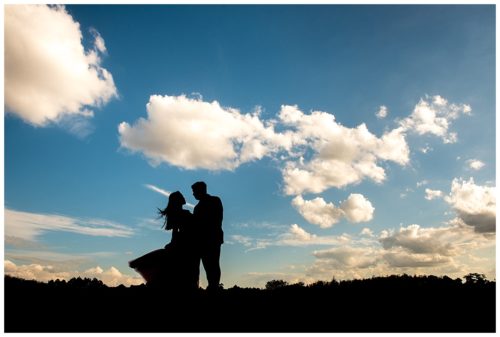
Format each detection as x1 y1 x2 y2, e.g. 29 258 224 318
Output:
129 181 223 292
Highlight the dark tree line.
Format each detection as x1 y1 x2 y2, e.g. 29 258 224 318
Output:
6 272 492 290
265 273 492 290
5 273 495 333
50 277 106 288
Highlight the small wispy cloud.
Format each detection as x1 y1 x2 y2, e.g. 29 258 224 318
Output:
419 146 433 154
144 184 171 197
400 187 414 199
466 159 485 171
5 208 134 242
425 188 444 200
416 180 429 188
230 224 351 251
376 105 388 119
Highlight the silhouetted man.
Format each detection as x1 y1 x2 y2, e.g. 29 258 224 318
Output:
192 181 223 292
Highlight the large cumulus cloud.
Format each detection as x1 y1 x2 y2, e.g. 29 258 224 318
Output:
304 222 494 281
445 178 496 233
118 95 295 170
5 5 117 132
279 105 410 195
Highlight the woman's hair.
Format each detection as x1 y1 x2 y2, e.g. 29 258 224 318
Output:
159 191 186 230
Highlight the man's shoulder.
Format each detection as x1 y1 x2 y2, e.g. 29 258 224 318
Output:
197 194 222 208
208 194 222 205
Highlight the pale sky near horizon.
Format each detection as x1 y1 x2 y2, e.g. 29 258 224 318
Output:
4 4 496 288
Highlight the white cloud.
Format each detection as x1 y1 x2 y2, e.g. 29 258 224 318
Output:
229 219 495 284
276 224 352 247
82 265 142 287
5 260 72 282
5 208 134 241
90 27 107 54
340 193 375 223
6 251 91 267
291 195 344 228
399 95 471 143
4 250 140 286
375 127 410 164
5 236 47 249
304 221 494 281
467 159 485 171
445 178 496 233
313 246 380 269
280 105 409 195
425 188 443 200
382 249 452 268
119 95 295 170
279 225 352 247
376 105 388 119
378 222 493 270
230 224 351 250
419 146 433 154
379 224 456 256
287 224 315 241
283 159 365 195
360 228 374 237
230 235 254 248
417 180 429 187
5 5 117 132
5 260 143 287
292 194 374 228
228 234 272 251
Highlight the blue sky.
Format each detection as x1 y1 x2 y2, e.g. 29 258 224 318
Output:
4 4 496 287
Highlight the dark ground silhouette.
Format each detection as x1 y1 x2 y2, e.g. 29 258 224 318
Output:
4 274 495 332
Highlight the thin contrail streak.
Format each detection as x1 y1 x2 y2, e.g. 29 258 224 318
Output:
144 184 195 209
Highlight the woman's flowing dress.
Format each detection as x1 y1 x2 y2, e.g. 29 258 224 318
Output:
129 209 199 290
128 247 173 286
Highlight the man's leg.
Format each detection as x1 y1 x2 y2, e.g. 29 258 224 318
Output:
201 244 221 290
191 250 201 290
191 247 201 290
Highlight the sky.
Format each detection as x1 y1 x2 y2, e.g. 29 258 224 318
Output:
3 4 496 288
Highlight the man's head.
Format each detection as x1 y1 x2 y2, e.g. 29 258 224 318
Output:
192 181 207 200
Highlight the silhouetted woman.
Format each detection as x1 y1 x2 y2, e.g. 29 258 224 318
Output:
129 191 199 290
